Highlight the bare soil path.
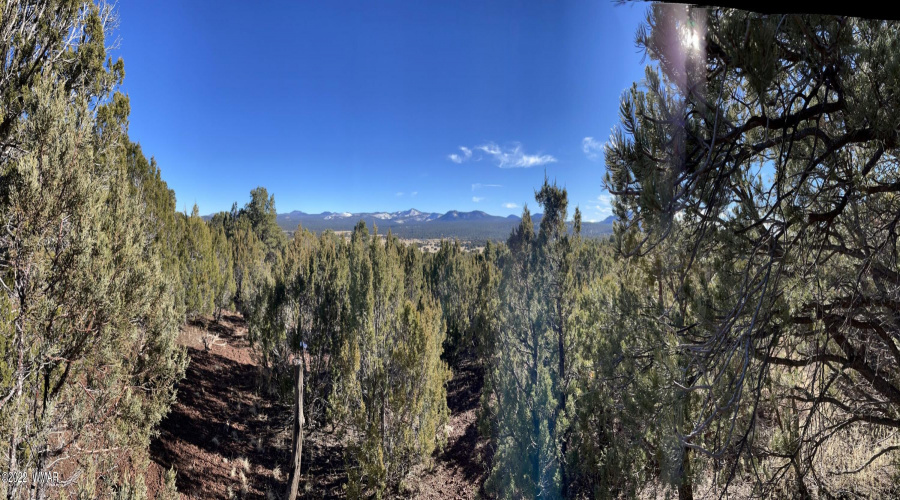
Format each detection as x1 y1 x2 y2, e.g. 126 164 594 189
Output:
147 313 290 499
406 358 490 499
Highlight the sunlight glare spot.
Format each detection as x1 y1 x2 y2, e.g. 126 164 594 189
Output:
682 28 701 52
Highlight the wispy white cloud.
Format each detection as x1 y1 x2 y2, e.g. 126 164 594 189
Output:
448 142 555 168
477 142 556 168
582 136 603 161
411 191 418 197
448 146 473 164
503 202 519 209
396 191 404 197
593 193 614 219
472 183 502 191
472 196 485 203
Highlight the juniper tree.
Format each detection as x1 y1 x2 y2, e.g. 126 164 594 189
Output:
179 205 218 318
231 215 271 321
210 224 236 322
329 223 449 497
243 186 286 264
253 226 342 399
124 142 185 316
565 230 706 499
426 240 478 360
0 3 186 497
474 240 503 442
306 230 350 422
485 178 585 499
486 203 557 498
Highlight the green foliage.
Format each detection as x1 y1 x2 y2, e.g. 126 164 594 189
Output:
159 467 180 500
123 142 186 316
210 224 236 320
248 222 451 497
0 3 186 496
604 4 900 496
178 205 218 317
232 215 273 321
7 3 897 499
482 178 592 498
332 225 451 497
244 186 287 262
426 240 478 360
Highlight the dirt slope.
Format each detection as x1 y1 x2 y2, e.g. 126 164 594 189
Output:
148 314 290 499
405 359 490 499
146 313 487 499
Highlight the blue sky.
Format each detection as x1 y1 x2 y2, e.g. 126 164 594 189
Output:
115 1 649 222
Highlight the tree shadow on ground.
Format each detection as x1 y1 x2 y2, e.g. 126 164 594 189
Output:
150 314 291 499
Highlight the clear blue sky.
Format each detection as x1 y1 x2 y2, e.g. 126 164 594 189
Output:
115 1 649 222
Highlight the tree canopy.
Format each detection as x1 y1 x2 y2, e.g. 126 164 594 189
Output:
606 4 900 495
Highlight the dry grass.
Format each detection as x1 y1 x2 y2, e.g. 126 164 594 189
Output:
239 469 249 494
177 324 204 348
637 374 900 498
201 331 227 351
806 419 900 496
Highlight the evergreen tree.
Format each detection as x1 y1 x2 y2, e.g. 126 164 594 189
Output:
210 224 236 321
605 4 900 495
124 144 186 317
483 178 592 498
179 204 217 317
426 240 478 360
330 222 450 497
231 215 271 321
0 3 186 496
242 186 286 263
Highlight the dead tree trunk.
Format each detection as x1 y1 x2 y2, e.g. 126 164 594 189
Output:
286 361 304 500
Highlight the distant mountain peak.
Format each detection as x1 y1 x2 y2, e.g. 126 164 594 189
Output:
273 208 613 239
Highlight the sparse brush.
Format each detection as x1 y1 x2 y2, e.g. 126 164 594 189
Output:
239 470 249 493
201 331 226 351
160 466 179 500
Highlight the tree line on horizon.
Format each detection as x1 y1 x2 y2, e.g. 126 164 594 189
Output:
2 1 899 499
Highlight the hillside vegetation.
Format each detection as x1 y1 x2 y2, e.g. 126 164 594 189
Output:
1 2 899 499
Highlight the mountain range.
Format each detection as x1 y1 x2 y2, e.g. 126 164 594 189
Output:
270 209 615 242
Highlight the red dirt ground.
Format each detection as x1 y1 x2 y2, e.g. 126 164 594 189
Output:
405 358 490 499
147 313 291 499
146 313 487 499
